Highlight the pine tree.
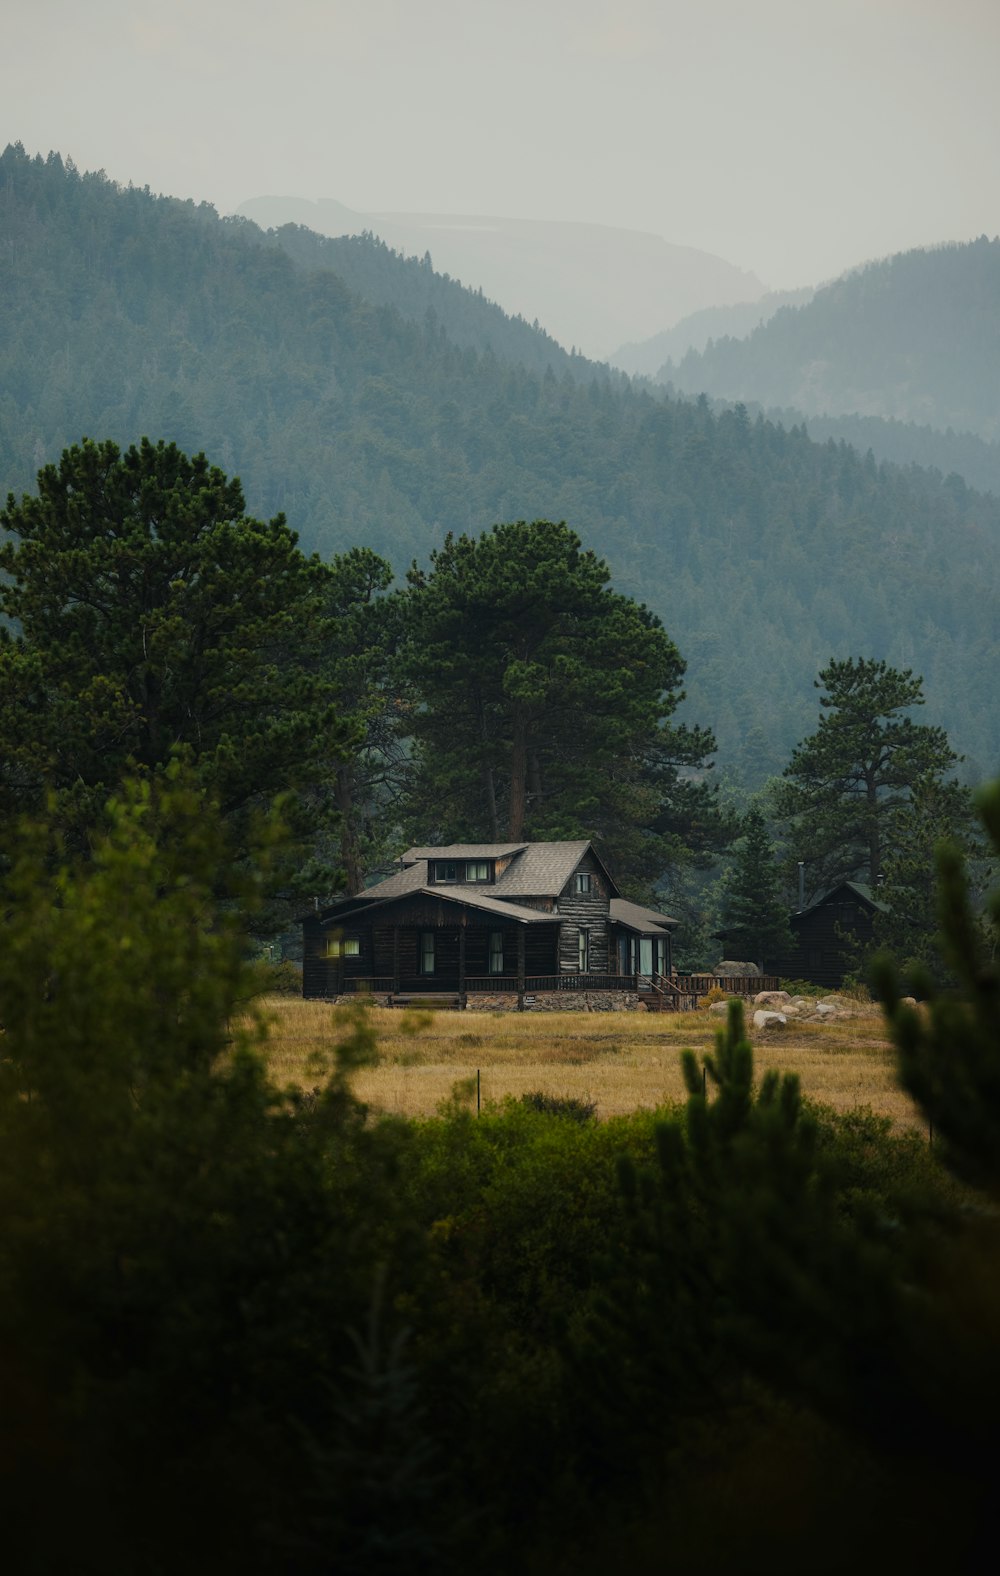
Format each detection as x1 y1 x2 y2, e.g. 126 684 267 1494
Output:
0 437 355 880
399 519 723 891
774 657 958 894
718 806 793 968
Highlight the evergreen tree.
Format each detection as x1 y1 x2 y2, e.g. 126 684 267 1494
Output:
717 805 793 968
0 437 354 883
875 778 1000 1187
400 519 723 892
319 546 412 894
870 773 988 979
774 658 959 895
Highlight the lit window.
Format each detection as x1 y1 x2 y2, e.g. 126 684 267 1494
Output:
578 929 590 971
324 936 361 959
420 932 435 974
575 872 592 894
489 931 504 974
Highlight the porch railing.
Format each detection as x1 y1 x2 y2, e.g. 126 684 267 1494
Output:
327 970 779 999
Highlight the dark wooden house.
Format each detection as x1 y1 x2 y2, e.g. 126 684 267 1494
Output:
761 881 889 989
301 841 679 1010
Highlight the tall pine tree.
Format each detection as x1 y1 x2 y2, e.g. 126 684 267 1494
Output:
400 520 723 892
774 657 958 895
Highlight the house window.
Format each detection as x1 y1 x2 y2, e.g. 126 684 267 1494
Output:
325 935 361 959
489 931 504 974
578 928 590 971
432 861 460 883
466 860 491 882
420 932 435 974
575 872 592 894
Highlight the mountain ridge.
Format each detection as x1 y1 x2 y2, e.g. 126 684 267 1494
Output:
235 194 766 359
2 144 998 785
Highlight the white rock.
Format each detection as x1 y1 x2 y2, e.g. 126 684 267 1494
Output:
753 1010 788 1030
753 990 792 1008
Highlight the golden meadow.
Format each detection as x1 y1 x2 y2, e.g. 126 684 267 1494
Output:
253 995 924 1132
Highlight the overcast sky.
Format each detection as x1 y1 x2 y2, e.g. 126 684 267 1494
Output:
5 0 999 289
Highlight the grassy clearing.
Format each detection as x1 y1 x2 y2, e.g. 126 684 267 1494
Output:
252 996 926 1131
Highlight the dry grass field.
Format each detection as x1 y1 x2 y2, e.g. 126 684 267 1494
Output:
252 995 927 1132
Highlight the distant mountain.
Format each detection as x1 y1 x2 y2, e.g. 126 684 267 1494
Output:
256 223 589 382
611 288 815 377
2 145 999 786
236 196 766 360
661 239 1000 442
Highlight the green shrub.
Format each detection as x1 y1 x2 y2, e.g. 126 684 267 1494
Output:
519 1090 597 1122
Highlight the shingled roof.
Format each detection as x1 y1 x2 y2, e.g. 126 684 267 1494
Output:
311 841 680 936
393 840 611 898
610 898 678 932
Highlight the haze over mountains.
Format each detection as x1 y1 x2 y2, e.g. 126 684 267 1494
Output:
3 145 999 787
658 240 1000 443
236 195 766 361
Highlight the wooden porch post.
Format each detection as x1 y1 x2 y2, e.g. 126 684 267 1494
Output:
392 926 400 997
458 920 466 1010
517 926 526 1012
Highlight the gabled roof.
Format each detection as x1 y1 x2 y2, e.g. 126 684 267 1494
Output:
796 879 890 919
402 843 527 864
610 898 678 933
494 841 599 896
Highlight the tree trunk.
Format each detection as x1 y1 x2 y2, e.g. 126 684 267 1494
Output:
508 706 528 839
335 764 362 896
866 772 880 885
477 693 500 839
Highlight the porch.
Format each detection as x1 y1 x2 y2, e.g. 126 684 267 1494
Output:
326 969 780 1012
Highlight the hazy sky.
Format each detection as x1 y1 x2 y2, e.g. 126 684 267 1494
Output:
5 0 999 288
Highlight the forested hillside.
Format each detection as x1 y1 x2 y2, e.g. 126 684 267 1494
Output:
258 221 587 380
2 145 999 781
611 286 814 376
661 239 1000 442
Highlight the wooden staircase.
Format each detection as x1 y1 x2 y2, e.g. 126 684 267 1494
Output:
638 973 684 1012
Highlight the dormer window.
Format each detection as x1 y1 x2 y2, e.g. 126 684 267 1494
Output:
432 860 461 883
430 859 493 883
575 872 592 894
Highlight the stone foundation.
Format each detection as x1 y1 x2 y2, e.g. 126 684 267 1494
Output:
466 990 641 1013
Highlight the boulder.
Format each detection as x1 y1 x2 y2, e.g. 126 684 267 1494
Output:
753 989 792 1009
715 960 761 977
753 1010 787 1030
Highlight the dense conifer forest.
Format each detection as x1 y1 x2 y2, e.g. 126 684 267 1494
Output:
2 143 999 783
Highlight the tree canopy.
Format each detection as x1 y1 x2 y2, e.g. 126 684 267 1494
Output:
401 519 723 891
774 658 959 895
0 437 353 881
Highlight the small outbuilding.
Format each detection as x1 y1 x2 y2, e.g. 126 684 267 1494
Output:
761 880 889 989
